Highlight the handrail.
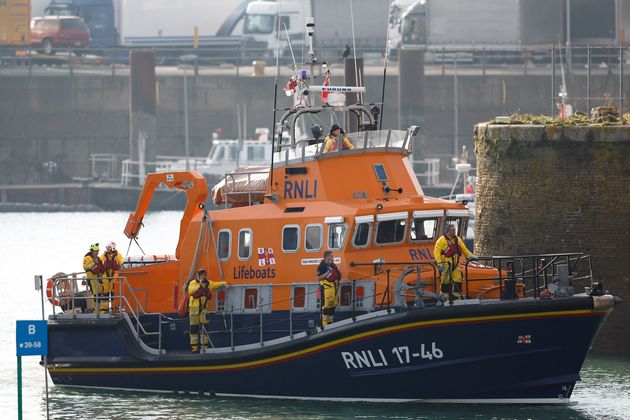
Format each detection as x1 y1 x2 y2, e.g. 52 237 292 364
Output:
50 274 164 350
47 252 594 353
464 253 592 299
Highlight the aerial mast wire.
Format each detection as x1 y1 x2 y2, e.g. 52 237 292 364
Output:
349 0 361 103
379 0 394 130
268 9 283 197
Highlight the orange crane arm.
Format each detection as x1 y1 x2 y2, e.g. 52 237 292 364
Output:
124 171 208 258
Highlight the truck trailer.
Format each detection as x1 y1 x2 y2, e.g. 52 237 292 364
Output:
1 0 31 47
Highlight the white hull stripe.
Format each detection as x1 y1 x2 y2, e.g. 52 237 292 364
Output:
57 385 572 404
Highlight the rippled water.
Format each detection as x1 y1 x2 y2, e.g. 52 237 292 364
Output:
1 212 629 419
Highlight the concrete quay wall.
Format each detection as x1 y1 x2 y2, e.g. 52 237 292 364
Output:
3 70 618 186
474 124 630 356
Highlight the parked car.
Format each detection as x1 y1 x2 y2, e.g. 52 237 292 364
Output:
30 16 91 55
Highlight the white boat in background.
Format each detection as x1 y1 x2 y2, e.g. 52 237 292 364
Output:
157 128 272 183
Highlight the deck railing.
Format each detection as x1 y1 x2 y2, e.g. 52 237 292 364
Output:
47 252 594 353
464 253 594 300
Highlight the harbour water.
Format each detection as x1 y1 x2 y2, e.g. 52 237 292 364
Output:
1 212 629 419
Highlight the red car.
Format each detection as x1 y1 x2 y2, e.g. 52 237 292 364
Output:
30 16 91 55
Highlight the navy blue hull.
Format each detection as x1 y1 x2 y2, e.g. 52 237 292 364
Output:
47 297 612 402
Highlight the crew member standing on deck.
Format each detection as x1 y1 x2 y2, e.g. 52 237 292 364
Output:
188 269 228 352
101 241 124 312
434 224 476 301
323 124 354 153
317 251 341 326
83 243 107 313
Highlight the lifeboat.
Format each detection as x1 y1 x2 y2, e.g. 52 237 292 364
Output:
42 22 619 403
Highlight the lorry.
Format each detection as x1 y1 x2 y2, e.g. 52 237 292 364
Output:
397 0 564 62
0 0 31 47
37 0 390 62
42 0 252 48
245 0 390 62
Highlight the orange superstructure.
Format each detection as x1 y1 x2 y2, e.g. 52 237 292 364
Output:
118 120 514 314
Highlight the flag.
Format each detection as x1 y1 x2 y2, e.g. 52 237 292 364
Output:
283 76 298 96
257 247 276 266
322 72 331 105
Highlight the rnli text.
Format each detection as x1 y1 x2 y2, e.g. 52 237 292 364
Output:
408 248 433 261
341 343 443 369
284 180 318 199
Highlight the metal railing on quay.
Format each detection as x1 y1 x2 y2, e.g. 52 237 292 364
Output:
2 43 627 79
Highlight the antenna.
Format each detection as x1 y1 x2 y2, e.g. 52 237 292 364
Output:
306 16 315 63
268 7 283 200
306 16 316 86
380 0 394 130
558 45 569 117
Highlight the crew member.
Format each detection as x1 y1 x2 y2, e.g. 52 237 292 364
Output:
188 269 228 352
101 241 124 312
323 124 354 153
434 224 476 301
83 243 106 313
317 251 341 326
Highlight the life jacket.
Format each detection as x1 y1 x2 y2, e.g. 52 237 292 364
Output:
85 253 104 274
104 251 121 271
190 279 211 300
442 236 462 258
324 262 341 282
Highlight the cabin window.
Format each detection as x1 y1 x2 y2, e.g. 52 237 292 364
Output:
292 286 306 309
375 219 407 244
217 229 231 260
410 218 439 241
244 288 258 309
353 223 372 248
238 229 252 260
212 146 225 161
282 225 300 252
305 224 323 252
328 223 348 250
247 145 266 161
278 15 291 30
445 217 465 239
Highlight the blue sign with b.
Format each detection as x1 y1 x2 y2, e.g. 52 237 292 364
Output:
16 320 48 356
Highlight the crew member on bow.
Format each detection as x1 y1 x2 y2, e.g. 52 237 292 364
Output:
101 241 124 312
323 124 354 153
188 269 228 352
434 224 476 301
83 243 107 313
317 251 341 326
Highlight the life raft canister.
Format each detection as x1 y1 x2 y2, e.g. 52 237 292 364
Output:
47 272 70 307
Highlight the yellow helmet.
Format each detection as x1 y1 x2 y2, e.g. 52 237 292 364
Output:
90 243 100 252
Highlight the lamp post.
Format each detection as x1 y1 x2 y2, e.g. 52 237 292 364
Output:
179 54 197 171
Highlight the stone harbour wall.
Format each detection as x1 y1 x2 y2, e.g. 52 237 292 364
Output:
474 124 630 356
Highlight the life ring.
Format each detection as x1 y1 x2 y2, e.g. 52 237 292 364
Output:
46 272 69 307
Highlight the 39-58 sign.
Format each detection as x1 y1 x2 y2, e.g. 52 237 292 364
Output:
16 320 48 357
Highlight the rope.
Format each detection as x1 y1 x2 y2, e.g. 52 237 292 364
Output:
283 21 297 72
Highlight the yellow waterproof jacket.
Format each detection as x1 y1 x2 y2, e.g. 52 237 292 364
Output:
101 251 124 278
434 234 474 268
323 135 354 153
83 253 104 280
188 278 227 311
